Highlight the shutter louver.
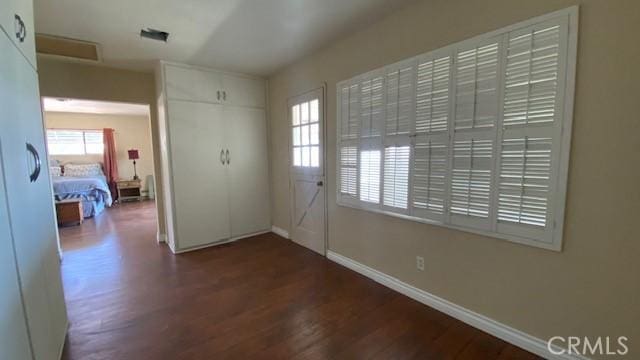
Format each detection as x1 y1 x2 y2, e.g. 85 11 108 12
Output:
360 77 384 138
385 64 414 136
498 137 551 227
504 25 560 128
360 150 381 204
450 138 493 226
339 146 358 197
411 139 448 218
454 42 499 131
340 84 360 140
416 55 450 134
383 146 410 210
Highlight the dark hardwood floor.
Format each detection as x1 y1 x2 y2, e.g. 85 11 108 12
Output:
59 201 540 359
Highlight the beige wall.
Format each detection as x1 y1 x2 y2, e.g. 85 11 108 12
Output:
45 112 155 192
268 0 640 357
37 57 167 236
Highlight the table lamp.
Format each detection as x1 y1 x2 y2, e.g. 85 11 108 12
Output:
127 149 140 180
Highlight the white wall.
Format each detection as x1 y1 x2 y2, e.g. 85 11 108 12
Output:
45 111 155 193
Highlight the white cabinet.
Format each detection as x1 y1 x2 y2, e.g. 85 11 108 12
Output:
0 27 67 360
0 151 32 360
221 74 265 108
0 0 36 68
157 62 271 252
167 101 231 249
164 64 222 103
163 63 265 107
226 107 271 236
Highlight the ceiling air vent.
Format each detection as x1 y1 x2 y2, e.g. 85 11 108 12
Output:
140 28 169 42
35 34 101 62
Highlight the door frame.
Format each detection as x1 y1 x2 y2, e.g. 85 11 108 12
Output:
287 84 328 256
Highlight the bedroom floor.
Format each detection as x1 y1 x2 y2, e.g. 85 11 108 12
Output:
58 200 539 359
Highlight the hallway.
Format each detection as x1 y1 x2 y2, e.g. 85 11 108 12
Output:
59 202 538 359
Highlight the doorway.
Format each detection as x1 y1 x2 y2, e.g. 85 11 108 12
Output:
41 97 159 253
288 87 326 255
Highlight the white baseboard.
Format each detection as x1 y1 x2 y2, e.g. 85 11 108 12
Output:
271 225 289 239
327 251 588 360
172 230 271 254
157 232 167 243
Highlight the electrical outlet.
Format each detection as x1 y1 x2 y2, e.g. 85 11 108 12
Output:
416 256 425 271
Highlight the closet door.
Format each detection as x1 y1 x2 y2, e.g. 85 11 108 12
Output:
226 107 271 237
0 146 32 360
0 33 67 360
168 100 231 249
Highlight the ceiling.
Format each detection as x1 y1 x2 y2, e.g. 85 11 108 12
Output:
43 98 150 116
34 0 412 76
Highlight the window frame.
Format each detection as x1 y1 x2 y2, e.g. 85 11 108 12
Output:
335 6 578 251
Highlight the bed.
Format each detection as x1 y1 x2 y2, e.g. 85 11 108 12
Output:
51 163 113 218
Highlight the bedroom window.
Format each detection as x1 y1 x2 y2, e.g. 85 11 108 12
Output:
47 129 104 155
335 7 578 250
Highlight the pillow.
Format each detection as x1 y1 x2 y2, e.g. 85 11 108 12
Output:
50 166 62 177
63 163 104 177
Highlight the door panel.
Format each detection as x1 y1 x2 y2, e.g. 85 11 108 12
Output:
288 88 326 255
0 145 32 360
0 33 67 360
227 107 271 237
291 176 325 254
0 0 36 68
165 64 222 103
168 100 231 249
221 74 265 108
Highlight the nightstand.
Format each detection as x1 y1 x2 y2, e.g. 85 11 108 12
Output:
55 199 83 226
116 179 142 202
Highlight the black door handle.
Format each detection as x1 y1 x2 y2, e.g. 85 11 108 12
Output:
26 143 41 182
317 181 323 187
14 15 26 43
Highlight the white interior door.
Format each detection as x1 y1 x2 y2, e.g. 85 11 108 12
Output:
226 107 271 237
0 144 33 360
168 100 231 249
289 88 326 255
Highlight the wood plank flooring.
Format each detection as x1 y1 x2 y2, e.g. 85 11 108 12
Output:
59 201 540 359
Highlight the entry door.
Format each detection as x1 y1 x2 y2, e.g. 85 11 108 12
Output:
289 88 326 255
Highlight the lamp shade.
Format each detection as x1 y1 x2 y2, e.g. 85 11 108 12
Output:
127 149 139 160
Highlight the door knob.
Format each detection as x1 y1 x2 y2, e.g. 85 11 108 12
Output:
316 181 323 186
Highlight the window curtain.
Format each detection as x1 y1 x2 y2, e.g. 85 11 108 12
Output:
103 128 119 200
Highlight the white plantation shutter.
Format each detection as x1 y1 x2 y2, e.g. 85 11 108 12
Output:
416 54 451 134
454 40 499 131
411 138 448 220
338 82 361 203
336 9 576 249
498 136 552 227
503 23 561 128
385 62 415 136
449 39 500 229
411 52 452 221
495 18 568 242
339 146 358 197
360 76 384 138
360 149 381 203
383 146 410 210
449 137 494 229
